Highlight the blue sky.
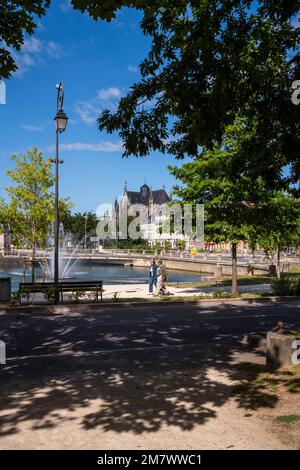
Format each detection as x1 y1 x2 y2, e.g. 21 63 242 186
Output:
0 0 181 213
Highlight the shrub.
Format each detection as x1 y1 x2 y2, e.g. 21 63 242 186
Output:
10 291 20 306
70 288 86 303
271 274 300 296
43 286 56 304
88 285 103 302
212 288 232 298
20 288 31 304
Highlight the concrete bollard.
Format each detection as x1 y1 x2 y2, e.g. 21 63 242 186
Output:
0 278 11 303
266 332 299 371
0 340 6 364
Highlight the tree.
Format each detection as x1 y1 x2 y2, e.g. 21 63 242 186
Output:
3 147 70 283
0 1 50 79
169 120 273 296
257 193 300 278
92 1 299 193
3 2 299 191
61 210 98 247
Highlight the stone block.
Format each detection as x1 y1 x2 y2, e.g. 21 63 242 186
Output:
266 332 299 371
0 278 11 302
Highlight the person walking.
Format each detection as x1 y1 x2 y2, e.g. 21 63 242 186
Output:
148 258 157 295
154 259 163 296
154 259 172 296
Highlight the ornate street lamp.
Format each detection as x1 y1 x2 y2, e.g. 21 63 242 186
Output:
53 83 68 303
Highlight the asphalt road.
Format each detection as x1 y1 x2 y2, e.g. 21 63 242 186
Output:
1 299 300 379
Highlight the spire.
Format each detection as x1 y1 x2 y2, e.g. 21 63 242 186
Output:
124 180 128 193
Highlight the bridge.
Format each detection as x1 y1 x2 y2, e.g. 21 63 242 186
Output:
4 248 297 277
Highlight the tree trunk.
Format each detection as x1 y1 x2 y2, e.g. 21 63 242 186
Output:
276 247 281 279
31 240 36 284
31 221 36 284
232 242 238 296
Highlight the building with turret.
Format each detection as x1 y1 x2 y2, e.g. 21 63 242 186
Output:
112 182 190 247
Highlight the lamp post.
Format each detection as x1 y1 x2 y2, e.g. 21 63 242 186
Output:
53 83 68 303
84 214 88 253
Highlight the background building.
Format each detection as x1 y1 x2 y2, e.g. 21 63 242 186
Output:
113 182 190 247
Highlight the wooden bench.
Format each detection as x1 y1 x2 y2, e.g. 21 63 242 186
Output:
19 280 103 304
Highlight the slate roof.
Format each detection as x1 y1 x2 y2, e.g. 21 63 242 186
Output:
125 185 171 206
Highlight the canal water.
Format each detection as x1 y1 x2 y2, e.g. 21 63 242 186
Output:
0 263 209 292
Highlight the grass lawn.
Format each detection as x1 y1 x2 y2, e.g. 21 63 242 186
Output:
170 271 300 289
234 363 300 437
235 363 300 396
169 275 274 289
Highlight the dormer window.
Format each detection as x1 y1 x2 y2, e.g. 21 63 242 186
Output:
140 184 150 199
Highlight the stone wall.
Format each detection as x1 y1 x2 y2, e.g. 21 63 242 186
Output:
132 257 269 276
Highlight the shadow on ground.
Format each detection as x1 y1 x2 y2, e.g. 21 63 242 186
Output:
0 301 294 437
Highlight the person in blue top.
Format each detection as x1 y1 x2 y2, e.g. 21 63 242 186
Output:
148 258 157 295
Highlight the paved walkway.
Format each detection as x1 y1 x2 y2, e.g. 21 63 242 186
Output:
11 282 273 304
102 282 272 300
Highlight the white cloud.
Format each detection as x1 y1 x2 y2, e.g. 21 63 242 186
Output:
47 141 123 152
12 37 65 76
22 124 44 132
128 65 138 73
74 101 99 125
75 87 122 125
22 38 43 54
60 0 72 13
46 41 65 59
97 87 122 101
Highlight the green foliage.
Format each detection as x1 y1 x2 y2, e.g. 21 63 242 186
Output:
169 120 262 244
61 210 98 246
0 1 50 78
257 194 300 277
164 241 172 251
257 194 300 253
212 289 232 299
20 287 32 304
70 288 86 303
5 147 55 250
43 286 56 304
10 291 20 306
3 2 299 191
168 119 300 294
176 240 186 250
271 274 300 296
276 415 300 424
95 1 299 193
88 285 103 302
151 244 164 253
2 147 72 282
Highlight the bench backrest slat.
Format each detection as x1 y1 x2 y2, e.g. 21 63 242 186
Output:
20 281 103 291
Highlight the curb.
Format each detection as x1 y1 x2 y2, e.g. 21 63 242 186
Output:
0 295 299 316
